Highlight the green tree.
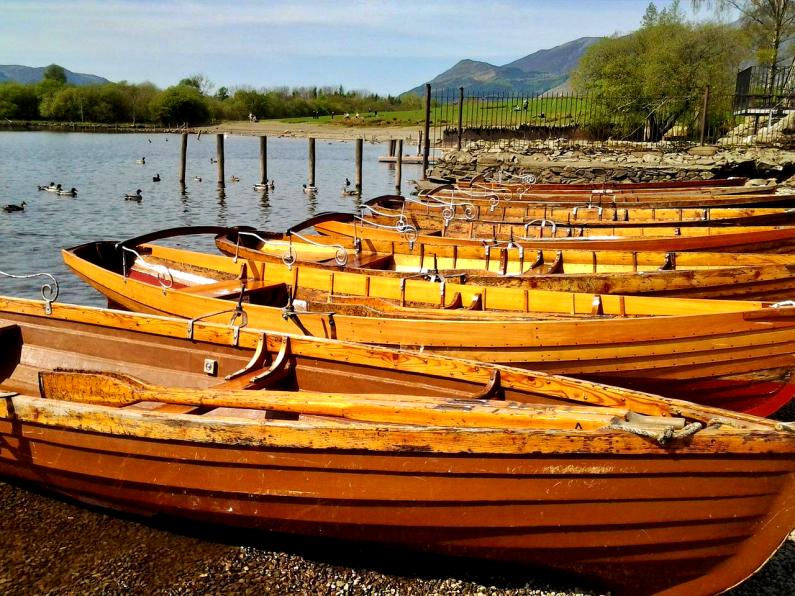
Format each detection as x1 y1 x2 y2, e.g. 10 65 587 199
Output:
693 1 795 93
42 64 67 84
151 85 210 125
177 73 213 95
0 82 39 119
215 86 229 101
572 2 743 140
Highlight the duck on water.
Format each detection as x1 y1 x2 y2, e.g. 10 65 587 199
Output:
3 201 26 212
124 190 143 202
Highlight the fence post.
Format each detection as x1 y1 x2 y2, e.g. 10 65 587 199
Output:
179 132 187 183
457 86 464 150
395 139 403 194
700 86 710 146
355 138 363 194
422 83 431 179
216 134 225 187
259 136 267 185
308 137 316 188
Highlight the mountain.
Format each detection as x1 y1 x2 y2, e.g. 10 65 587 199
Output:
0 65 110 86
504 37 601 75
405 36 601 96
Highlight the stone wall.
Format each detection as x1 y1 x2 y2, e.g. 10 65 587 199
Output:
429 140 795 184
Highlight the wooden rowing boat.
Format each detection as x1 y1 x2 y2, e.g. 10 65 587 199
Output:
369 195 795 228
0 296 792 596
63 236 795 416
212 225 795 300
313 211 795 252
459 174 752 191
415 175 753 194
421 185 791 209
363 207 795 244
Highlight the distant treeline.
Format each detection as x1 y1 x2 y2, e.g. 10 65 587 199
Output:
0 73 422 126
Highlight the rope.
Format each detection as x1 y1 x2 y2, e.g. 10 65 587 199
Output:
608 419 703 446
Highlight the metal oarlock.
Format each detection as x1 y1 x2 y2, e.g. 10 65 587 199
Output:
119 245 173 293
0 269 59 314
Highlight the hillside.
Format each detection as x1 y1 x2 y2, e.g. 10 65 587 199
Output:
405 36 600 96
0 65 109 86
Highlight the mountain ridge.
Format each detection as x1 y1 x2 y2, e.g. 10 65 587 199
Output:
405 36 601 96
0 65 110 86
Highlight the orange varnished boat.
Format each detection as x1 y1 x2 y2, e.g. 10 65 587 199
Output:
369 194 795 227
421 183 790 209
0 296 793 596
458 173 751 191
63 235 795 416
212 225 795 300
312 211 795 252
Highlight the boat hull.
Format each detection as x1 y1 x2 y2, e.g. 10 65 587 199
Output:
63 242 795 415
0 404 792 596
215 232 795 302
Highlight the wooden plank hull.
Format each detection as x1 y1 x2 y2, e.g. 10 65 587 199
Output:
0 416 792 596
63 241 795 416
215 229 795 301
365 210 795 242
421 187 790 209
460 175 751 191
1 296 793 596
314 215 795 252
370 195 795 228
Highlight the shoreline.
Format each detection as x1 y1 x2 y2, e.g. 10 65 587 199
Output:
0 119 437 144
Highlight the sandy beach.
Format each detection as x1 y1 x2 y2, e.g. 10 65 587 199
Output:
201 119 433 144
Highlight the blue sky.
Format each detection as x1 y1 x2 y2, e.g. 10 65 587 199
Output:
1 0 717 94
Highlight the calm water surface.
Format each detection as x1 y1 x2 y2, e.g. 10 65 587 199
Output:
0 132 418 306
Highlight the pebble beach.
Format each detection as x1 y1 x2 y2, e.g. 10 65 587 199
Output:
0 479 792 595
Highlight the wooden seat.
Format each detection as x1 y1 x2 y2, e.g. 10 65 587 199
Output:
180 279 283 299
347 253 394 269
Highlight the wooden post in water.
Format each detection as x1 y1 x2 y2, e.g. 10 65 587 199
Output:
308 137 316 188
355 138 363 194
216 134 225 187
179 132 187 183
457 86 464 150
422 83 432 180
417 130 422 155
389 139 396 157
700 86 710 146
395 139 403 194
259 136 267 185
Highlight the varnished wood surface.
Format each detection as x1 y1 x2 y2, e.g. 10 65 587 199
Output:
215 228 795 300
62 241 795 415
0 296 793 595
457 175 750 191
314 216 795 253
368 195 795 228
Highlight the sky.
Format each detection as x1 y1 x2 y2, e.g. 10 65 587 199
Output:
1 0 719 95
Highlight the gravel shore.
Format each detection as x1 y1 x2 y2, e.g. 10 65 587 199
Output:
0 480 791 595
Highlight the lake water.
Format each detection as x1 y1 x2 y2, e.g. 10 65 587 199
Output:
0 131 420 306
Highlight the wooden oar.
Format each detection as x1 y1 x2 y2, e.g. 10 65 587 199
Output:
38 370 632 430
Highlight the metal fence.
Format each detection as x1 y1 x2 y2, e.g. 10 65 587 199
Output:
429 85 795 149
735 64 795 112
